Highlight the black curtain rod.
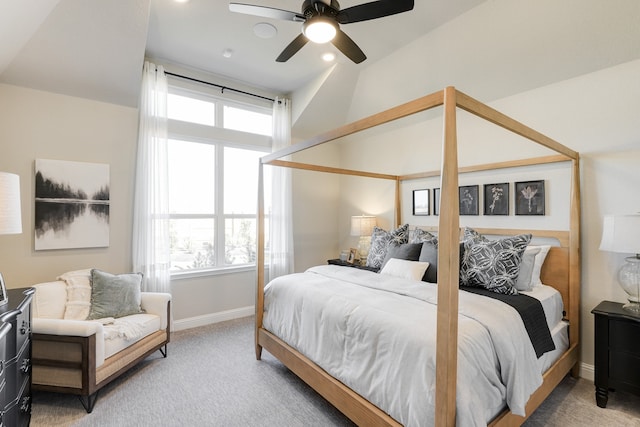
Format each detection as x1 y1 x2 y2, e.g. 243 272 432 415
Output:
165 71 276 103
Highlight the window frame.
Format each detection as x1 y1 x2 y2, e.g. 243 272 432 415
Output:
166 83 272 278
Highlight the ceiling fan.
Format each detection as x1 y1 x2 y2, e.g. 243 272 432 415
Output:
229 0 414 64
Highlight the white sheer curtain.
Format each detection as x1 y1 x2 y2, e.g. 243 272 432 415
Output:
132 61 171 292
268 97 294 281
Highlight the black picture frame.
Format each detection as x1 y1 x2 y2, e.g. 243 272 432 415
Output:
483 183 509 215
459 185 479 215
515 180 545 215
433 188 440 216
412 189 430 216
0 273 7 306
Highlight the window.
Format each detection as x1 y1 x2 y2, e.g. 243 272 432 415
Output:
167 86 272 273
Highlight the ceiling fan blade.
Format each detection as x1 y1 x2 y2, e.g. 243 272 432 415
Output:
276 34 310 62
331 29 366 64
336 0 414 24
229 3 305 22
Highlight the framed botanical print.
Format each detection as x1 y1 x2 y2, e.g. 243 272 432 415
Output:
484 183 509 215
515 180 545 215
459 185 479 216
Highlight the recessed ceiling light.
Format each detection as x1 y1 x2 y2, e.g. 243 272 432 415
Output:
222 48 234 58
322 52 336 62
253 22 277 39
174 0 190 3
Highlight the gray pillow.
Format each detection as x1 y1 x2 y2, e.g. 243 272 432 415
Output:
87 269 144 320
381 243 423 269
461 229 532 295
408 228 437 244
366 224 409 269
419 241 466 283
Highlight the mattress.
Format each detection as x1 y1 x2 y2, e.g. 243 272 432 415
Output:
263 265 562 426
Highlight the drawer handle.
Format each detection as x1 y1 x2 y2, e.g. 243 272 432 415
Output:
20 358 30 374
20 320 30 335
20 396 30 413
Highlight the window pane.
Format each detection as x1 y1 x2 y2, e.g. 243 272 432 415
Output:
168 140 215 214
168 93 216 126
224 147 264 214
170 218 215 271
223 105 271 136
225 218 256 265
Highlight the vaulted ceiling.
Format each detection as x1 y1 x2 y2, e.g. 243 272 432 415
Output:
1 0 639 139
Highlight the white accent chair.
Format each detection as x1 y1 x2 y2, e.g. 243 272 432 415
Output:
30 279 171 413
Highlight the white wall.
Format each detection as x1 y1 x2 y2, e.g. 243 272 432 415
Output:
338 55 640 374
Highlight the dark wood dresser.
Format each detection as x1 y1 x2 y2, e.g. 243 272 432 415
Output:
592 300 640 408
0 287 34 427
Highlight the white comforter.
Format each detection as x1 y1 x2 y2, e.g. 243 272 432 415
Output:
263 265 543 426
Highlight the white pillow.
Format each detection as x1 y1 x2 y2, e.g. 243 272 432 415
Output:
530 245 551 287
32 281 68 319
58 269 93 320
380 258 429 281
515 246 541 291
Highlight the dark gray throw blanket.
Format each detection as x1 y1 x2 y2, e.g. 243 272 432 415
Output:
460 286 556 358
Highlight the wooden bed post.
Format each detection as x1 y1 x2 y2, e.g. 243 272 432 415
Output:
395 177 402 227
256 160 265 360
569 157 581 376
436 86 460 427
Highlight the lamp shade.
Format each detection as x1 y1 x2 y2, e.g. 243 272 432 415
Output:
350 215 376 237
0 172 22 235
599 214 640 254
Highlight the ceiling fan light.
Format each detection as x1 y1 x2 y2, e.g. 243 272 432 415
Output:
302 18 337 44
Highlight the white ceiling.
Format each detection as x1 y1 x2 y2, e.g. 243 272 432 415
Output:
0 0 638 141
145 0 486 94
0 0 486 108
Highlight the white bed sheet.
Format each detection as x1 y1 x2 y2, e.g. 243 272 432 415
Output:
521 284 564 330
263 265 552 426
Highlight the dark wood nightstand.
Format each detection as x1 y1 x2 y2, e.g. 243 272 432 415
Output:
592 300 640 408
327 259 379 272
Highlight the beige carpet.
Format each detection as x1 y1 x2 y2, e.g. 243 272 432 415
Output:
31 316 640 426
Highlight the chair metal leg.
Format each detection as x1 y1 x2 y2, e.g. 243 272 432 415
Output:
159 343 167 358
79 392 99 413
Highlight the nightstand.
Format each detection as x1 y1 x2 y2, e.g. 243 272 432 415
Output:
327 259 379 272
591 300 640 408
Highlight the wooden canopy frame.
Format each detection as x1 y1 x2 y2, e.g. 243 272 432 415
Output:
255 87 580 426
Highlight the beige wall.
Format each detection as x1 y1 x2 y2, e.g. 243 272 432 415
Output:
0 82 340 327
0 84 138 287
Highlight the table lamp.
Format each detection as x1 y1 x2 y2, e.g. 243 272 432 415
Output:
599 214 640 313
350 215 376 264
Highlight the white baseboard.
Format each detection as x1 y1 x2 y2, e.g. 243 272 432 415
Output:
173 306 254 331
580 362 594 382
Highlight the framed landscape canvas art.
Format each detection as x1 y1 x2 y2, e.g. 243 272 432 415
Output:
35 159 110 250
412 189 430 216
515 180 545 215
484 183 509 215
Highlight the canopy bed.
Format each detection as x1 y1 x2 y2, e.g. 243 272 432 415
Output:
255 87 580 426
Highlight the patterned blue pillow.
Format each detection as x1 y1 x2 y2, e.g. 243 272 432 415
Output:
366 224 409 269
461 228 532 295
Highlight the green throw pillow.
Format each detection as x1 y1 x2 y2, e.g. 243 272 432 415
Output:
87 269 144 320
